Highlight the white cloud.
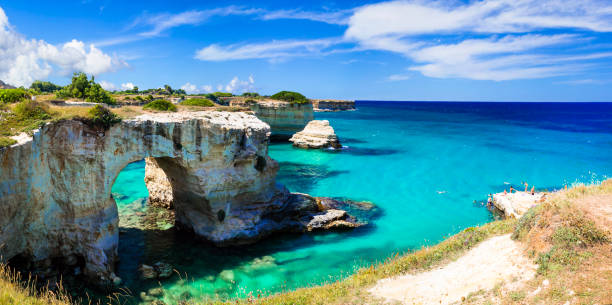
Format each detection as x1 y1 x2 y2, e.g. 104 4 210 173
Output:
181 76 255 94
345 0 612 41
99 80 117 91
342 0 612 81
0 7 127 87
195 38 342 61
259 9 352 25
224 75 255 93
387 74 411 81
121 82 135 90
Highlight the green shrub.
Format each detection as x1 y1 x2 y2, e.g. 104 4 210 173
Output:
143 99 177 112
30 80 62 93
0 137 17 148
13 100 51 120
270 91 309 104
55 72 115 105
87 105 121 129
0 89 30 104
213 92 233 97
242 92 259 97
181 98 215 107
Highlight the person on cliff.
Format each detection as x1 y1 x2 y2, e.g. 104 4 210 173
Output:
509 186 515 193
531 186 535 195
487 194 493 206
524 182 529 193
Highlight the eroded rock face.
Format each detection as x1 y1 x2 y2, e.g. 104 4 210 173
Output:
0 110 365 286
311 99 355 112
246 100 314 140
289 120 342 149
0 111 276 284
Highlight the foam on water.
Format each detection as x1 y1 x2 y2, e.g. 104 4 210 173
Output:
110 101 612 304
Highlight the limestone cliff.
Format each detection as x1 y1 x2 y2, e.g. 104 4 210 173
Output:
230 99 314 140
0 111 361 286
289 120 342 149
311 99 355 112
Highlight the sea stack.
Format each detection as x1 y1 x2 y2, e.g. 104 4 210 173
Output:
289 120 342 149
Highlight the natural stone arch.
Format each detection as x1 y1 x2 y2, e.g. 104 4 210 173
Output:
0 111 278 284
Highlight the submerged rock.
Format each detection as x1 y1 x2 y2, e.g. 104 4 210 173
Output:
139 264 157 280
289 120 342 149
154 262 173 279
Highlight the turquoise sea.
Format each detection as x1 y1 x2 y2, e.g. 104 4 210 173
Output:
110 101 612 304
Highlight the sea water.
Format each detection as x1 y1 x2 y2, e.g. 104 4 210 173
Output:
110 101 612 304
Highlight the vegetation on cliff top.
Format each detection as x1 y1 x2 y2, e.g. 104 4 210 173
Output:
143 99 177 112
181 98 215 107
0 88 31 104
83 104 122 130
56 72 115 105
270 91 309 104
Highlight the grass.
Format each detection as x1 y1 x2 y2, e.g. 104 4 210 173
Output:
0 263 72 305
0 137 17 148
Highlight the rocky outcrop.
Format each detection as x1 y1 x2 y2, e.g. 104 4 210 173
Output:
311 99 355 112
0 80 16 89
492 191 545 218
289 120 341 149
0 110 364 286
243 100 314 140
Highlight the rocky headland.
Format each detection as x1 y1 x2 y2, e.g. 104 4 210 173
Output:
229 99 314 140
311 99 355 112
289 120 342 149
0 110 363 286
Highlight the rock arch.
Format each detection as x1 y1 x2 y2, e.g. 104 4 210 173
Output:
0 111 282 283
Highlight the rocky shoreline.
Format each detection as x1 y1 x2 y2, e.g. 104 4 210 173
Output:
0 110 370 289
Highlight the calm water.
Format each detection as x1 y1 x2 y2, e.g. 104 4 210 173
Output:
110 101 612 304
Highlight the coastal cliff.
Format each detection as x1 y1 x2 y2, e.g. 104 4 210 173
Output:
0 111 358 285
311 99 355 112
230 99 314 140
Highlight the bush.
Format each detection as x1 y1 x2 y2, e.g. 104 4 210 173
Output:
87 105 121 129
0 89 30 104
13 100 51 120
143 100 177 112
181 98 215 107
270 91 309 104
56 72 115 105
242 92 259 97
213 92 233 97
30 80 62 93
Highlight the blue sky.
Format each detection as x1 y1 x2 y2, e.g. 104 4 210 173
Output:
1 0 611 101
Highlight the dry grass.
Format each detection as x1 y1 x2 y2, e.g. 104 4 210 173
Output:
0 263 72 305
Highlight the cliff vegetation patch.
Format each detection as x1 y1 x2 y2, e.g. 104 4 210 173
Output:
143 99 178 112
270 91 309 104
181 98 215 107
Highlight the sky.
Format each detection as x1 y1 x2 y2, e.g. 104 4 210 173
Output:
1 0 611 102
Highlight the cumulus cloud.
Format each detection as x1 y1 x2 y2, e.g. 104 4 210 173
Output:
121 82 135 90
224 76 255 93
180 76 255 95
0 7 127 87
99 80 117 91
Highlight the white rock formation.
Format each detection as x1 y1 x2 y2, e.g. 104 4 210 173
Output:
289 120 342 149
492 191 545 218
0 111 362 285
